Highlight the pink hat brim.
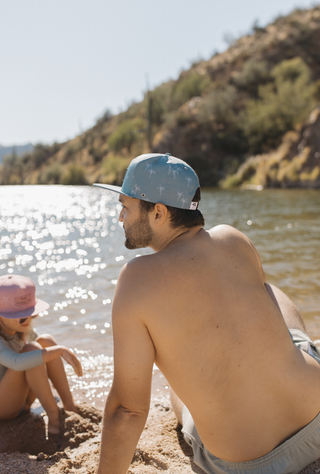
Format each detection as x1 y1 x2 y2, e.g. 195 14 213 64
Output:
0 298 50 320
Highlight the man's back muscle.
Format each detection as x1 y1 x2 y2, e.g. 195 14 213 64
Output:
130 225 320 462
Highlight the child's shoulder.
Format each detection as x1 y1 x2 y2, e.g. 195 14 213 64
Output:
0 332 22 352
27 327 38 343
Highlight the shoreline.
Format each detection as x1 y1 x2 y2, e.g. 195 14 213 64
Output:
66 363 169 411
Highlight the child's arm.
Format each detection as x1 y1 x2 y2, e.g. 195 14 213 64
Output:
0 338 82 376
0 339 43 371
42 345 83 376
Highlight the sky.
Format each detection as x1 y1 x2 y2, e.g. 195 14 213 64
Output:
0 0 317 146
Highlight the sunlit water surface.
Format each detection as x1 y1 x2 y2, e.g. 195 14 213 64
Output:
0 186 319 408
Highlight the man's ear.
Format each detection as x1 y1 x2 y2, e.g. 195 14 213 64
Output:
152 203 168 226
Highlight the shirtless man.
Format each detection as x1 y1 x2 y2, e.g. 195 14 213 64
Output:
94 153 320 474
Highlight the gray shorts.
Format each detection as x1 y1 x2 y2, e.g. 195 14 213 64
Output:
182 328 320 474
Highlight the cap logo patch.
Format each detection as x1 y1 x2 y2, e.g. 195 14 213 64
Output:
14 294 32 307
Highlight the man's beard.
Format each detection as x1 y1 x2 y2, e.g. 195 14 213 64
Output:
124 210 154 250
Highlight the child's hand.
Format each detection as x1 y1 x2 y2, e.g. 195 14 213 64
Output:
62 348 83 376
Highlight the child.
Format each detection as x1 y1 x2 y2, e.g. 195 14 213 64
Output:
0 274 83 434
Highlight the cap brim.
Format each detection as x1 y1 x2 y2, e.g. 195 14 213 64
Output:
93 183 122 193
0 298 50 320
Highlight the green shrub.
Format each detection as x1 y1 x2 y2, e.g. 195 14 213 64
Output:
241 57 316 152
277 160 299 183
31 143 51 167
118 102 144 122
200 85 238 127
108 118 146 153
61 163 87 185
312 79 320 101
43 163 64 184
220 174 242 189
172 73 211 108
0 154 24 184
198 85 245 152
233 60 270 93
272 57 311 84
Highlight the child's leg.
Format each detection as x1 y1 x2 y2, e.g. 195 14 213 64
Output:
0 342 60 433
36 334 78 412
0 369 30 419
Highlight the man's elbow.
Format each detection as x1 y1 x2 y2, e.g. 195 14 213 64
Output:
104 389 150 421
115 405 149 420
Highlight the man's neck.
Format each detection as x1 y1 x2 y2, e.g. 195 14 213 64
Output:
149 225 203 252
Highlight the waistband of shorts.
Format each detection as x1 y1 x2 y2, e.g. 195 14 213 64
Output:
288 328 314 344
214 410 320 469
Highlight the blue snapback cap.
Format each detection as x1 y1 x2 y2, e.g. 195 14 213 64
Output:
94 153 200 210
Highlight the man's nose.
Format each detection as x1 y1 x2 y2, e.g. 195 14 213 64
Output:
119 209 124 222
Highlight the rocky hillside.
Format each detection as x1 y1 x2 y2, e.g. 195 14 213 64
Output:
222 107 320 189
1 5 320 187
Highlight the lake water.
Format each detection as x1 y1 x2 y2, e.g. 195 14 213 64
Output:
0 186 319 408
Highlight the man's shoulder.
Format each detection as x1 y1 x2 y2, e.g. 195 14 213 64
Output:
115 255 158 298
122 253 159 275
206 224 247 243
208 224 242 236
113 255 162 323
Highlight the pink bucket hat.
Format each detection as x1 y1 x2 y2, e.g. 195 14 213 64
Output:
0 274 49 319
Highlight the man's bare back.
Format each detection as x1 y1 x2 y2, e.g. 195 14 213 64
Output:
115 223 320 462
94 153 320 474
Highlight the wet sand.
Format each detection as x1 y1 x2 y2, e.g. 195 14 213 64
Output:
1 400 320 474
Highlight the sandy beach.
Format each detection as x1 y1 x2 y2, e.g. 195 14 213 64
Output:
0 400 204 474
1 399 320 474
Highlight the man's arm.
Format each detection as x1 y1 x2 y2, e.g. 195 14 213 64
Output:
265 283 307 331
246 231 306 330
97 262 155 474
